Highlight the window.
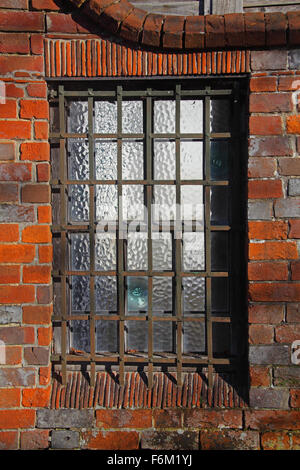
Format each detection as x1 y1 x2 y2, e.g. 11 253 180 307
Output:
50 79 247 394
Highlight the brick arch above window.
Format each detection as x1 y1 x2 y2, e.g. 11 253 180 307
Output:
67 0 300 50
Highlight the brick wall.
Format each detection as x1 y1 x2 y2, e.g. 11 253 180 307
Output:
0 0 300 451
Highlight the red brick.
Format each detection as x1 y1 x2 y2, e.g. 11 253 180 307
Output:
275 324 300 343
0 389 21 408
142 14 164 48
20 100 49 119
250 366 271 386
46 12 79 33
38 327 52 346
0 431 18 450
0 162 31 182
261 431 291 450
248 261 288 280
24 346 49 365
0 11 44 32
82 431 139 450
289 220 300 238
0 101 17 119
278 76 300 91
39 365 51 385
0 285 35 304
250 77 277 92
290 389 300 408
0 410 35 429
287 11 300 45
245 410 300 430
0 367 35 386
5 84 24 99
23 305 52 325
0 326 34 345
249 241 298 260
201 429 259 450
287 115 300 134
153 410 182 428
183 410 242 429
249 304 284 324
37 163 50 182
0 265 20 284
249 324 274 344
0 244 35 263
21 184 50 203
249 116 283 135
23 265 51 284
279 158 300 175
249 283 300 302
162 15 185 49
0 33 29 54
96 410 152 429
30 34 44 55
5 346 22 365
224 13 245 48
265 12 287 46
20 429 49 450
250 93 292 113
120 8 147 43
291 261 300 280
0 0 28 8
0 142 15 160
248 158 276 178
32 0 60 9
27 83 47 98
0 56 44 74
0 121 31 140
22 387 51 408
22 225 51 243
249 136 292 157
248 179 283 198
20 142 50 162
205 15 225 49
38 245 52 263
37 286 52 305
0 183 18 202
287 304 300 322
38 206 51 224
0 224 19 242
185 16 205 49
245 12 265 47
34 121 48 140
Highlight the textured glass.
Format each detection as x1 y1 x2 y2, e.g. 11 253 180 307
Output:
122 101 143 134
126 321 147 352
71 320 90 353
153 277 173 314
211 232 228 272
123 185 144 221
127 277 148 312
212 277 228 312
183 321 206 353
153 185 176 221
67 101 88 133
152 233 172 271
153 322 173 352
210 187 229 225
213 323 230 355
180 141 203 180
95 233 116 271
183 232 205 271
67 139 89 180
95 140 117 180
70 233 90 271
122 140 144 180
71 276 90 312
153 140 175 180
69 185 89 223
210 141 229 181
94 100 117 134
181 186 203 223
210 100 231 133
95 185 118 221
127 232 148 271
95 276 117 312
96 320 118 352
183 277 205 312
180 100 203 133
154 100 175 134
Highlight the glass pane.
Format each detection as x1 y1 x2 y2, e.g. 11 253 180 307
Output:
183 277 205 312
95 140 117 180
70 233 90 271
210 100 231 133
180 100 203 133
183 232 205 271
211 232 228 272
153 185 176 221
95 233 116 271
126 321 147 352
213 323 231 355
95 276 117 312
153 277 173 313
122 101 143 134
153 322 173 352
210 186 229 225
154 100 175 134
181 186 203 223
127 232 148 271
180 141 203 180
153 140 175 180
127 276 148 313
70 320 90 353
68 185 89 223
123 185 144 221
94 100 117 134
53 279 61 315
95 185 118 221
210 141 229 181
67 139 89 180
67 101 88 133
152 232 172 271
211 277 228 312
71 276 90 312
183 321 206 353
122 140 144 180
96 320 118 352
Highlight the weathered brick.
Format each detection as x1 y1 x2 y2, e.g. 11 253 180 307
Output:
0 285 35 304
245 410 300 430
39 365 51 385
51 431 79 449
251 50 288 71
279 75 300 91
274 367 300 387
0 162 31 182
249 388 289 409
5 84 24 99
30 34 44 55
20 430 49 450
291 261 300 280
248 179 283 198
248 221 288 240
22 225 51 243
248 158 276 178
96 409 152 429
37 163 50 182
23 305 52 325
249 282 300 302
248 201 273 220
24 347 49 365
32 0 60 9
5 346 22 365
250 76 277 92
0 368 35 387
22 387 51 407
0 205 34 223
0 143 15 161
292 432 300 450
249 344 290 364
249 304 284 324
0 0 28 9
0 305 22 324
279 158 300 176
183 409 242 429
37 285 52 305
0 389 21 408
289 220 300 238
22 184 50 203
250 366 271 387
248 261 288 280
0 11 43 31
23 265 51 284
289 179 300 196
141 430 198 450
37 409 94 429
0 410 35 429
276 324 300 343
0 33 29 54
82 430 139 450
38 327 52 346
249 136 292 157
46 12 79 33
249 324 274 344
249 241 298 260
0 326 34 345
200 429 259 450
287 303 300 322
275 198 300 217
0 431 18 450
250 116 283 135
205 14 225 49
261 431 291 450
290 389 300 407
250 93 292 113
153 410 182 428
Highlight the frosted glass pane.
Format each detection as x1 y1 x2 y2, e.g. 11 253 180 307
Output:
96 320 118 352
71 276 90 312
95 276 117 312
152 233 172 270
127 277 148 313
154 101 175 133
95 140 117 180
123 185 144 220
94 101 117 134
210 187 229 225
181 186 203 223
210 100 231 133
213 323 230 355
154 140 175 180
122 101 143 133
183 321 205 353
69 185 89 223
127 232 148 271
180 141 203 180
183 277 205 312
67 101 88 133
95 185 118 221
153 277 172 313
126 321 147 352
95 233 116 271
122 140 144 180
210 141 229 181
211 232 228 272
70 233 90 271
71 320 90 353
153 322 173 352
212 278 228 312
180 100 203 133
153 185 176 221
183 232 205 271
67 139 89 180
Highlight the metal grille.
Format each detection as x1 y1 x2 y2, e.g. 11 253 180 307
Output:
50 79 247 390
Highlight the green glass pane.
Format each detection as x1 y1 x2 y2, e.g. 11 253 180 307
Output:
127 276 148 312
